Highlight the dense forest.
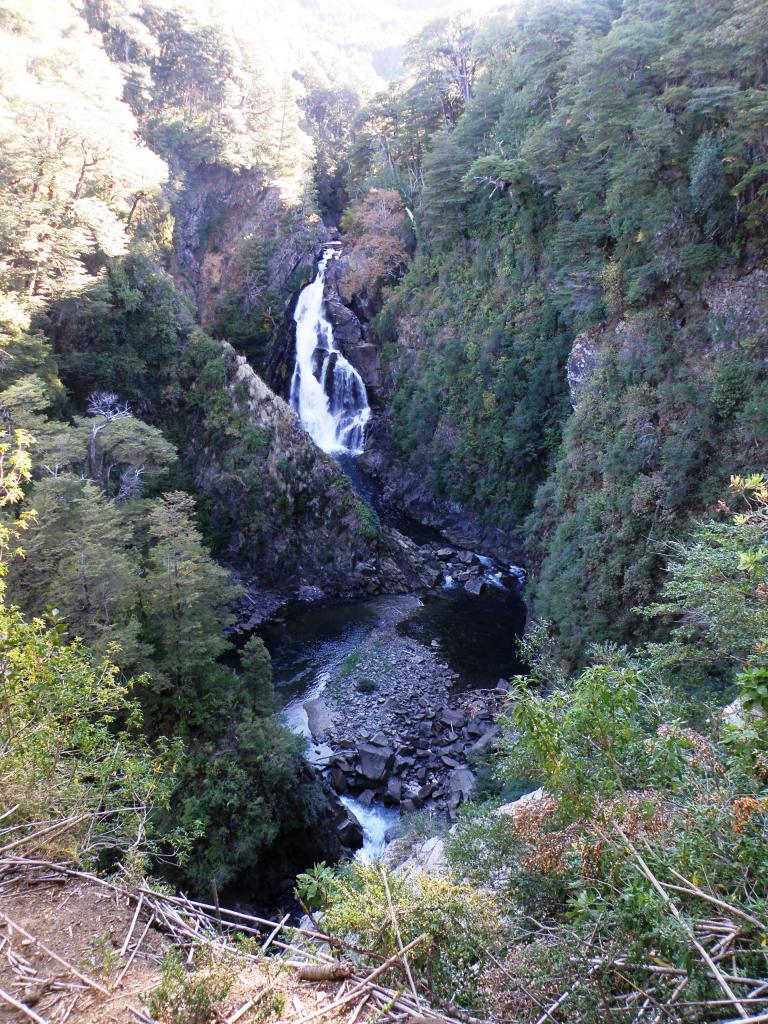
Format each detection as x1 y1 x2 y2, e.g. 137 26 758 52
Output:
0 0 766 1022
342 0 768 662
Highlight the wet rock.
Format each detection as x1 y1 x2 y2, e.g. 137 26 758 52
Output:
357 789 376 808
337 814 364 847
464 577 486 596
330 765 349 793
436 548 454 560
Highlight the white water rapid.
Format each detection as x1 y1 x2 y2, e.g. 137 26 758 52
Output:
290 247 371 455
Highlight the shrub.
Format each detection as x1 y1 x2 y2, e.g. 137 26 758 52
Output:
315 861 503 1007
144 949 235 1024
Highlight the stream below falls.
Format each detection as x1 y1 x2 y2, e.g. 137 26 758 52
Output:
259 564 527 860
262 247 527 861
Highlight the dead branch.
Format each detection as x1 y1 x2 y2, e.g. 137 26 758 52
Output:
0 985 50 1024
0 910 108 995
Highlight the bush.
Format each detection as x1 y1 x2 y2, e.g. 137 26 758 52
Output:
313 861 504 1007
145 949 235 1024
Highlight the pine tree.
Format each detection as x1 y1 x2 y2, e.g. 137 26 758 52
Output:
240 635 274 717
141 492 238 706
9 476 146 667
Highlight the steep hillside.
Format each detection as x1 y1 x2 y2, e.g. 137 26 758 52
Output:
339 0 768 662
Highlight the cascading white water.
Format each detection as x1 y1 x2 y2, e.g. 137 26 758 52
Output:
290 247 371 455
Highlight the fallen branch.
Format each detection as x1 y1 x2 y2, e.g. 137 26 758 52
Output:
114 913 155 988
612 824 749 1021
227 977 280 1024
0 910 108 995
0 984 50 1023
381 864 422 1011
292 933 430 1024
119 894 145 957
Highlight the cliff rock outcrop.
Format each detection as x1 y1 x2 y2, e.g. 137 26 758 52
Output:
186 340 433 602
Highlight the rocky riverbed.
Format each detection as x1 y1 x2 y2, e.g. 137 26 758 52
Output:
262 541 525 831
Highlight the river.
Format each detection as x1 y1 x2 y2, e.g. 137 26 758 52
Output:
261 248 527 861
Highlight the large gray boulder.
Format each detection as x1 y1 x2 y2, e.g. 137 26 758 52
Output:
448 767 476 812
357 743 393 782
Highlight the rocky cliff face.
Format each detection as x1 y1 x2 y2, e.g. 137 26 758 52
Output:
323 256 384 399
186 339 434 607
318 257 527 562
172 162 325 325
166 164 439 602
566 267 768 409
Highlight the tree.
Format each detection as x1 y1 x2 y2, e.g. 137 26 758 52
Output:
406 14 481 124
341 189 410 294
78 391 177 497
421 130 471 239
240 635 274 716
141 492 238 709
8 475 147 666
0 0 166 300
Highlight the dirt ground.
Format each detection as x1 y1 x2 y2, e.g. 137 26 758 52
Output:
0 868 379 1024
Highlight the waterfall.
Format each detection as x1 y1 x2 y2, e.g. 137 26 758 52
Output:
290 247 371 455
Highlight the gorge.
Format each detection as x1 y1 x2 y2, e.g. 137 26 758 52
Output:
265 244 529 859
2 1 768 1020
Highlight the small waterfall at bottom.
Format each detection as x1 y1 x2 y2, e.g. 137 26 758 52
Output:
340 796 400 862
290 246 371 455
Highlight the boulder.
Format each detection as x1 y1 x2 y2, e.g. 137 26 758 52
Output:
464 577 486 596
439 708 466 729
493 787 546 817
357 789 376 808
469 727 500 757
436 548 454 561
329 765 349 793
384 778 402 806
448 767 476 803
337 813 364 848
357 743 393 782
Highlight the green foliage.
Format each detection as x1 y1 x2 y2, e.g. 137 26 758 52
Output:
442 493 768 1017
240 635 275 716
348 0 768 662
355 501 381 541
639 474 768 692
315 861 503 1007
296 861 337 909
145 949 235 1024
0 601 178 863
503 661 681 819
737 666 768 715
141 491 237 704
340 651 362 676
